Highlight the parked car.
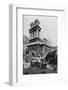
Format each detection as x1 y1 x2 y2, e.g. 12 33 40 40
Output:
31 57 41 68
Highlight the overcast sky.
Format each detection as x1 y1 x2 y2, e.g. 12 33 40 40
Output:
23 15 57 46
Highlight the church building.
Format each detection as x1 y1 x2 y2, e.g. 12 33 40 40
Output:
26 19 53 58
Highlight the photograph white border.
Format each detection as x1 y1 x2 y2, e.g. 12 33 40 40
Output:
9 4 65 86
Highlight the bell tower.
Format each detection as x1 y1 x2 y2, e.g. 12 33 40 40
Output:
29 19 41 42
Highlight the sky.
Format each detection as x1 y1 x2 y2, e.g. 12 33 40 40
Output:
23 15 57 46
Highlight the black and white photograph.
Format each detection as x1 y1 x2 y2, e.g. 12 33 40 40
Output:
23 15 57 75
8 4 65 86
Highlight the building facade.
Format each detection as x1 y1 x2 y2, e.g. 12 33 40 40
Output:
26 19 53 59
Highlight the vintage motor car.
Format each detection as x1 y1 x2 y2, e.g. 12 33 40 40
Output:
31 57 41 68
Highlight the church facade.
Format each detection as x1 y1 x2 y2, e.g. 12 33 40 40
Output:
26 19 54 58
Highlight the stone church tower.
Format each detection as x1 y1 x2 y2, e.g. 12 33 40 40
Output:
27 19 52 57
29 19 41 43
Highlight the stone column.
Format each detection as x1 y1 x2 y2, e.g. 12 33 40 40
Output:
34 32 36 38
30 32 32 39
34 31 35 38
33 32 34 39
36 30 38 37
32 32 33 39
35 30 37 38
38 31 39 38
